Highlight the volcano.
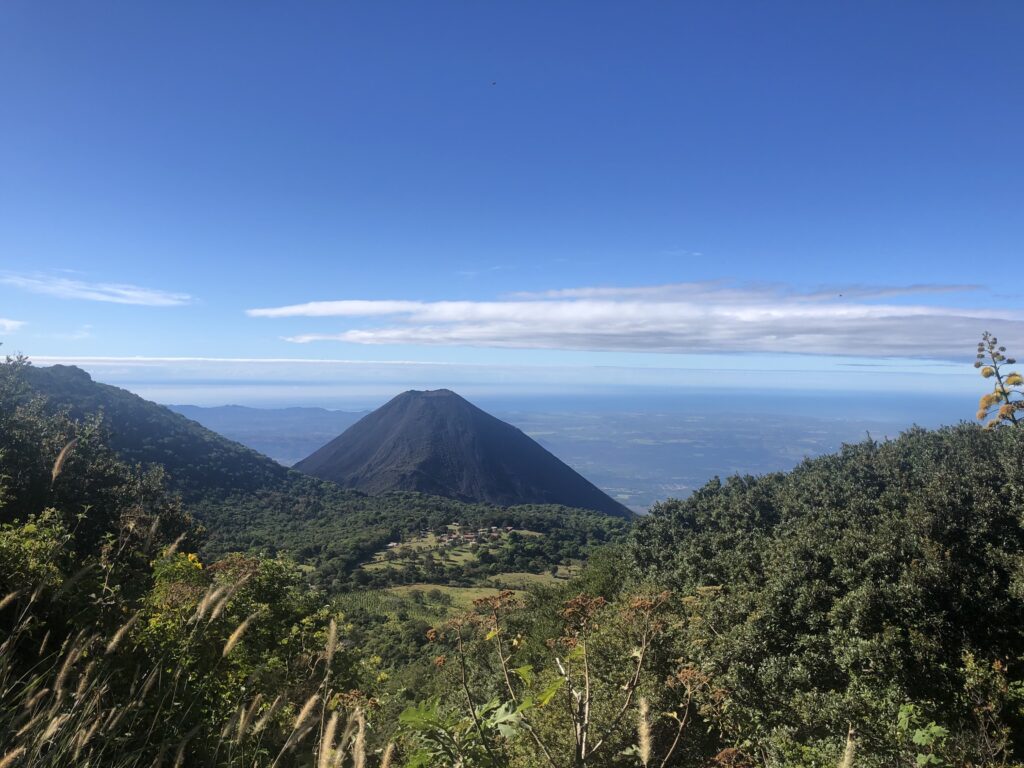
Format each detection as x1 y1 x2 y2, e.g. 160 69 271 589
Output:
293 389 631 518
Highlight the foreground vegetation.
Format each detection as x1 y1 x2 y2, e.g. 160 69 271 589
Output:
3 350 1024 766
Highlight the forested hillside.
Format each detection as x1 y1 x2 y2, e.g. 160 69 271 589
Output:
3 353 1024 767
20 363 290 499
629 423 1024 764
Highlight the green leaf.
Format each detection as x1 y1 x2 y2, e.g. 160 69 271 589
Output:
512 664 534 685
537 676 565 707
486 700 522 739
400 697 445 730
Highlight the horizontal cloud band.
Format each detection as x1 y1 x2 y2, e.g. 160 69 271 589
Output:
247 283 1023 359
2 274 191 306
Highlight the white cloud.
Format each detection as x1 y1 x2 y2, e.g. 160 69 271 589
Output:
247 300 422 318
509 281 982 301
248 282 1023 359
2 274 192 306
0 318 25 334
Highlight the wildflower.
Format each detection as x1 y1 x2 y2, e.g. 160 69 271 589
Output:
1005 373 1023 386
979 393 1002 412
981 367 995 378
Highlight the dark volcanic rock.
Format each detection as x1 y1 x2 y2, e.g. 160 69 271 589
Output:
294 389 631 517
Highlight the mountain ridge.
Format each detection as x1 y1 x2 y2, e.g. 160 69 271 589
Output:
21 364 290 500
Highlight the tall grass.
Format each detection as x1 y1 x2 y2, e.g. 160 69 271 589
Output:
0 569 382 767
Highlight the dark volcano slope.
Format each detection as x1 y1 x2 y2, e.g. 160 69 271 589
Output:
294 389 632 518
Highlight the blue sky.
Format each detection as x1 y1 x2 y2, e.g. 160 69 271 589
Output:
1 2 1021 406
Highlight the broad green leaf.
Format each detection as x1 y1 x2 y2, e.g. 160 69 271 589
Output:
512 664 534 685
537 676 565 707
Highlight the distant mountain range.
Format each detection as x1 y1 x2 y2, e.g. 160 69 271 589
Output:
169 404 366 466
294 389 632 518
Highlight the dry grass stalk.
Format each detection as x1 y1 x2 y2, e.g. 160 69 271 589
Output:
209 574 253 622
54 564 96 600
73 719 103 761
252 694 283 735
50 438 78 483
37 629 51 657
638 697 652 767
0 747 27 768
292 694 320 735
336 712 358 762
352 708 366 768
273 692 321 765
223 612 258 657
0 590 21 612
53 634 86 701
318 711 340 768
163 532 187 557
149 743 169 768
16 711 46 738
143 514 161 550
237 692 264 740
325 618 338 666
104 704 128 736
193 584 227 623
139 668 159 699
839 724 856 768
105 611 141 654
40 712 71 741
380 743 396 768
23 687 51 712
172 725 201 768
74 659 96 700
220 707 243 741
